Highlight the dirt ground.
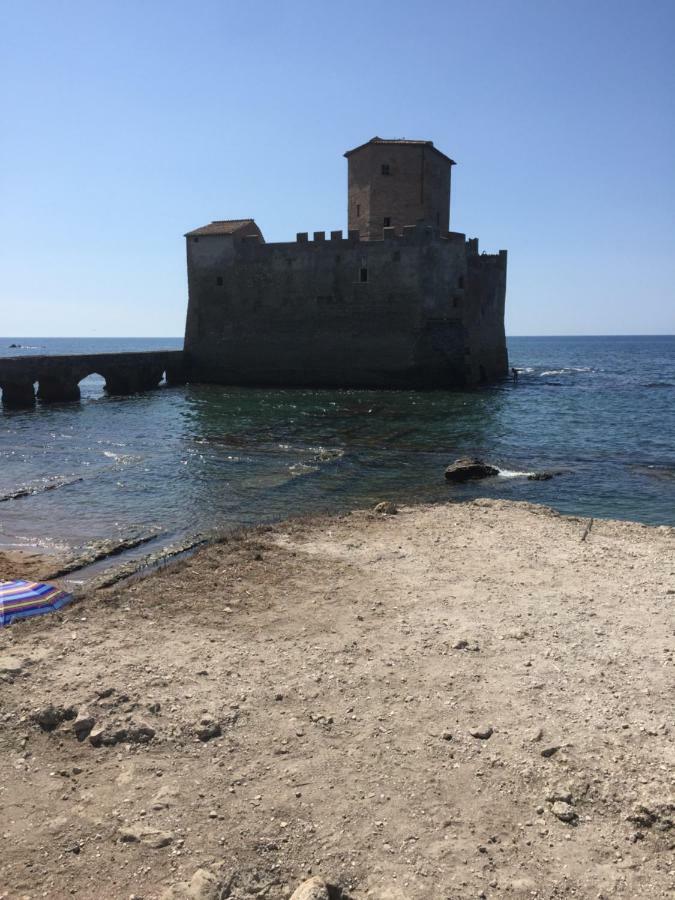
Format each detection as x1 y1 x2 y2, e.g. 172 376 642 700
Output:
1 499 674 900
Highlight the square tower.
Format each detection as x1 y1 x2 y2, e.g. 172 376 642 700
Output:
344 137 455 240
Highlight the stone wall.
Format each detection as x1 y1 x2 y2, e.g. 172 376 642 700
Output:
184 226 507 389
0 351 185 407
347 143 452 240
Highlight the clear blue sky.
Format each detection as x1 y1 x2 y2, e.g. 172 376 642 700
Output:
2 0 673 336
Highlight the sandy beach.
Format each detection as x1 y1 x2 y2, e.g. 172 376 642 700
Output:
1 498 674 899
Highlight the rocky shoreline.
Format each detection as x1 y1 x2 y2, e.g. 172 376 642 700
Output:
1 499 674 898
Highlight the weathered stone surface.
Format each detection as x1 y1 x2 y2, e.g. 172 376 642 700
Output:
127 721 156 744
373 501 398 515
289 876 331 900
32 704 77 731
0 350 184 407
551 801 577 823
72 710 96 741
119 824 173 848
444 457 499 482
194 717 221 742
160 868 223 900
469 724 494 740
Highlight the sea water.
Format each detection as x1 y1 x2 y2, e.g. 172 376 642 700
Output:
1 336 673 563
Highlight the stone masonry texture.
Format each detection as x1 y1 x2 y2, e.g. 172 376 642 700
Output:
183 138 507 389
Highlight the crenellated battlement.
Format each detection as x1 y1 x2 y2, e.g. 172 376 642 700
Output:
183 136 507 388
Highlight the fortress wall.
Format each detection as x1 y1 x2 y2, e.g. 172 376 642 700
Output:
185 227 475 388
464 250 509 381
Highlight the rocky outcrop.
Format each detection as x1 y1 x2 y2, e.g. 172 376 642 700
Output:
444 457 499 482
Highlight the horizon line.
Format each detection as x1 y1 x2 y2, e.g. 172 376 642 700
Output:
3 334 675 340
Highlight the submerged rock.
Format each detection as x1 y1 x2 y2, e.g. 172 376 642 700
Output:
444 457 499 482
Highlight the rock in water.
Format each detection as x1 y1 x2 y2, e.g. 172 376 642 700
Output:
444 457 499 482
290 877 331 900
374 500 398 515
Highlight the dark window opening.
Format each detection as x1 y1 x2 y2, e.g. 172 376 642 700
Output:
383 217 391 227
436 212 440 225
335 254 341 263
453 297 459 308
216 276 223 286
393 250 400 262
458 275 465 289
356 204 361 217
381 164 390 175
359 267 368 283
193 236 199 243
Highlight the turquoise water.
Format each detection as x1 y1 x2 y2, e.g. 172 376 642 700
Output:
1 336 674 560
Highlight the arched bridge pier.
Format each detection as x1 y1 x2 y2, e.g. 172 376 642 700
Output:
0 350 186 408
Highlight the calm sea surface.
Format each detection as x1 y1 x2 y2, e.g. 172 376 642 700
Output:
1 336 674 566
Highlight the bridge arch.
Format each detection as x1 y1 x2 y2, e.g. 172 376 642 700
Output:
0 350 185 409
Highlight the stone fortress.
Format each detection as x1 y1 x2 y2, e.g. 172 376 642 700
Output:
184 137 508 389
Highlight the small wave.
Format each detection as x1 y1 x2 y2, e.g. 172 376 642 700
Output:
644 382 674 388
540 367 592 376
103 450 139 464
309 447 345 463
497 469 535 479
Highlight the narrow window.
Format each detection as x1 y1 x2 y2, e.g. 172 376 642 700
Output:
453 297 459 308
381 163 390 175
383 217 391 227
359 267 368 283
216 276 223 286
436 212 440 225
393 250 400 262
458 275 465 289
356 204 361 217
193 236 199 243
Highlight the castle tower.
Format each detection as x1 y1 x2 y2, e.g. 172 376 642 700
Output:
344 137 455 240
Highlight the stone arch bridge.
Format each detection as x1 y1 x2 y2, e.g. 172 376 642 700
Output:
0 350 185 407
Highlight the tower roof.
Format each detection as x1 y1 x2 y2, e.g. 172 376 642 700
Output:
184 219 259 237
344 137 455 165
